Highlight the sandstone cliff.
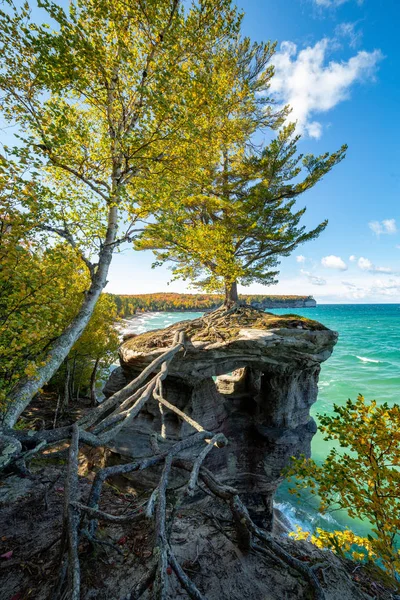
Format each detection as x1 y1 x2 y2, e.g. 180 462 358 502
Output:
105 308 337 530
251 296 316 309
95 309 400 598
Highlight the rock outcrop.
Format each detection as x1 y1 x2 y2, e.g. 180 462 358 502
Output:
104 308 337 528
250 296 316 309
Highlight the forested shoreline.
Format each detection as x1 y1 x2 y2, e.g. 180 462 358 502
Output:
111 292 316 315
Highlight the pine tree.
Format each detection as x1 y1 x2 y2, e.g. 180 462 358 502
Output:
136 124 346 305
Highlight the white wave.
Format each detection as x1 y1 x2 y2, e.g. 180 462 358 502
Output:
274 502 309 532
314 511 340 526
356 356 381 364
275 499 342 535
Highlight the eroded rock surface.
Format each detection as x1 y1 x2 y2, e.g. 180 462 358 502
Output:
1 469 392 600
105 308 338 528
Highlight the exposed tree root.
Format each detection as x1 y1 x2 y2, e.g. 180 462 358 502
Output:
173 459 326 600
0 332 186 470
54 435 325 599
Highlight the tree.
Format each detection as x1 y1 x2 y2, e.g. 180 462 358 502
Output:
0 188 89 408
286 395 400 577
136 124 346 305
0 0 260 426
49 294 119 409
0 184 118 413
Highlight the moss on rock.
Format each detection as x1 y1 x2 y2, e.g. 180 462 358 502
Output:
123 305 327 353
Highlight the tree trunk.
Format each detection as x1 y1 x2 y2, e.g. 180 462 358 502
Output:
63 360 71 412
1 206 118 428
224 281 239 306
70 353 77 402
90 358 100 407
53 393 61 429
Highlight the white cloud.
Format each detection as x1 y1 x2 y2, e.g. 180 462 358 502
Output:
300 269 327 286
321 255 348 270
246 272 400 302
370 279 400 297
335 22 362 48
369 219 397 236
357 257 392 274
349 255 356 261
296 255 306 263
341 281 367 299
369 222 381 235
383 219 397 234
341 277 400 299
270 39 382 138
342 281 357 289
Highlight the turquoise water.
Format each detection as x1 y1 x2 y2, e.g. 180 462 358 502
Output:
269 304 400 535
125 305 400 535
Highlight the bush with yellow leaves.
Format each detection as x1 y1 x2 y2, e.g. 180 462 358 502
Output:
286 395 400 577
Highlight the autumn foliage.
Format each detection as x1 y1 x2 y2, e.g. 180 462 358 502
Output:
287 395 400 577
111 292 314 316
0 202 118 411
0 0 262 425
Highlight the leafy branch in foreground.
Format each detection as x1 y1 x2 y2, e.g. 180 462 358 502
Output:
286 395 400 577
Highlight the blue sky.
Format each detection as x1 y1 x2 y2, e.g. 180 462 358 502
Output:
107 0 400 303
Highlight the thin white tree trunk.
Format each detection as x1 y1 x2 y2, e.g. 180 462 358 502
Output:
2 206 118 428
90 358 100 407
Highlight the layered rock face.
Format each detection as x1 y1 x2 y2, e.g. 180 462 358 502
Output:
250 296 316 309
104 310 337 528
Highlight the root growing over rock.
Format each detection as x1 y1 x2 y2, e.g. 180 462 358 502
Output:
0 311 335 599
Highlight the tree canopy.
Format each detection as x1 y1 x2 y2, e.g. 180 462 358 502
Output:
0 188 118 410
136 124 346 303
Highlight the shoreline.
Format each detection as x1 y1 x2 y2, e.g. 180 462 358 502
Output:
115 303 318 325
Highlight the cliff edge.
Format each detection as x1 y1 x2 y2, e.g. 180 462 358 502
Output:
106 307 337 530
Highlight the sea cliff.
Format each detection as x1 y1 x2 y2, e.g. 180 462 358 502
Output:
105 307 336 530
95 307 399 597
251 296 316 309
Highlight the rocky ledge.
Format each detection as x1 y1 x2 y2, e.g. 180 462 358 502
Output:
104 308 338 528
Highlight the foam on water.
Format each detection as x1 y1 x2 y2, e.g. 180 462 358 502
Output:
356 356 382 363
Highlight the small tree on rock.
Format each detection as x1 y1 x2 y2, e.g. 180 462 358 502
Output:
136 124 346 305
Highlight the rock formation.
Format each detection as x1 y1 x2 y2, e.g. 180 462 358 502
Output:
250 295 316 309
104 308 337 529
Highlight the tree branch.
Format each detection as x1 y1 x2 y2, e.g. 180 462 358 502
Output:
38 225 96 278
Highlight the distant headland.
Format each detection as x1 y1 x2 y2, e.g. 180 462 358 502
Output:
109 293 316 315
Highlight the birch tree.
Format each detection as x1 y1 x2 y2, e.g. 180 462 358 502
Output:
0 0 256 425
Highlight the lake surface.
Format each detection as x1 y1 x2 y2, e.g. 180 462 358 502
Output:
123 304 400 535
